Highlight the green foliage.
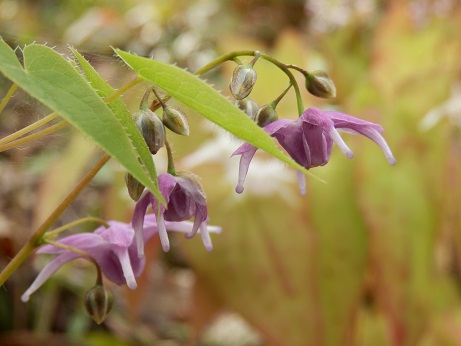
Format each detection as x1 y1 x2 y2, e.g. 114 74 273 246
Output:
114 49 318 179
0 39 162 202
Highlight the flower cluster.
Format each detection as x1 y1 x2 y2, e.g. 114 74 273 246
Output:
232 107 396 195
19 51 396 326
22 215 221 303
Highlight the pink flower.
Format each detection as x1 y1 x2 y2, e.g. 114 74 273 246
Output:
233 107 396 194
132 172 211 255
21 215 221 302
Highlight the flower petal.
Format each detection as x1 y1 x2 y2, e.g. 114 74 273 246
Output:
113 248 137 289
296 170 307 196
132 191 151 258
21 252 80 302
232 144 258 194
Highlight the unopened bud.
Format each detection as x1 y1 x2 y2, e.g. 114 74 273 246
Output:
163 106 190 136
306 70 336 98
234 98 259 120
84 285 113 324
135 109 166 155
125 173 145 201
229 65 257 100
255 104 278 127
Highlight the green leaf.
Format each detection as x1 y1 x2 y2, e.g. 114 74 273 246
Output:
0 39 162 202
70 48 162 202
114 49 321 180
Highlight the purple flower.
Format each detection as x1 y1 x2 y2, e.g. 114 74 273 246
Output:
233 107 396 195
21 215 221 302
133 172 210 255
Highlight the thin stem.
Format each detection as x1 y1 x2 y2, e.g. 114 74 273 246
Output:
0 112 59 145
259 54 304 116
0 121 69 152
0 153 111 287
286 64 309 76
193 50 255 75
45 239 103 285
0 77 141 149
45 217 110 240
151 87 167 109
193 50 304 115
103 77 142 103
165 140 176 175
0 83 18 113
271 84 293 108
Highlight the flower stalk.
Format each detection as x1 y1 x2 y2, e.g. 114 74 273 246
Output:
0 153 111 286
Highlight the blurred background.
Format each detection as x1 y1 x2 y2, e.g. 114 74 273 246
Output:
1 0 461 345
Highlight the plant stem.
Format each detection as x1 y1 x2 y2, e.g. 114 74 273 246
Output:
0 77 142 150
44 240 103 285
103 77 142 103
0 112 59 145
44 217 110 239
0 121 69 152
165 140 176 175
0 83 18 113
193 50 304 115
0 153 111 287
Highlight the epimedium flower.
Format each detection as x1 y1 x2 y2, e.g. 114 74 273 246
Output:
232 106 396 195
21 215 221 302
132 172 210 255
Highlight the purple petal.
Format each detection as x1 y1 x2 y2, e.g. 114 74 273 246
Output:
38 234 107 254
359 127 397 165
132 191 151 258
175 175 207 206
21 252 80 302
326 111 384 133
232 145 258 194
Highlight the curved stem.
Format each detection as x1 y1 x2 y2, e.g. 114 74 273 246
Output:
45 239 103 285
193 50 304 115
0 112 59 145
0 121 69 152
0 83 18 113
165 140 176 175
0 77 141 150
103 77 142 103
44 217 110 240
0 153 111 287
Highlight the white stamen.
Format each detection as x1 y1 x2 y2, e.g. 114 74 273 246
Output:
296 170 307 196
328 128 354 158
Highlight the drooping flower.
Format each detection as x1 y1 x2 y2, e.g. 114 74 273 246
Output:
21 215 221 302
132 172 210 255
232 106 396 195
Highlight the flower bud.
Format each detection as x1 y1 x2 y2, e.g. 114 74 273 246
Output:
234 98 259 120
305 70 336 98
84 285 113 324
162 106 190 136
229 64 257 100
125 173 145 201
135 109 166 155
255 104 278 127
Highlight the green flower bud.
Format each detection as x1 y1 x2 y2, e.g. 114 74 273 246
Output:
255 104 278 127
135 109 166 155
234 98 259 120
229 64 258 100
162 106 190 136
305 70 336 98
125 173 145 201
84 285 113 324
